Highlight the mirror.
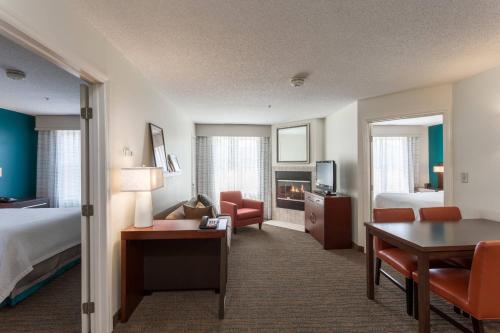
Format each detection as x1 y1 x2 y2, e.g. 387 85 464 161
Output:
149 123 169 173
277 124 309 163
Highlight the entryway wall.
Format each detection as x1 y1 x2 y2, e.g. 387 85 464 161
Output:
324 84 453 249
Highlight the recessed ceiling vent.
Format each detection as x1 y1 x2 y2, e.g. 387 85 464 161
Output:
290 72 309 87
6 68 26 80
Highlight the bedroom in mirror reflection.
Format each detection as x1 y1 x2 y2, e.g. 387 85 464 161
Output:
370 114 445 221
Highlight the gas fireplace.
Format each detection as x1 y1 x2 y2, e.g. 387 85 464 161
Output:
275 171 312 211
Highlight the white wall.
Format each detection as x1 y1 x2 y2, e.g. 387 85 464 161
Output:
0 0 194 320
324 102 359 244
371 125 430 187
453 67 500 221
196 123 271 137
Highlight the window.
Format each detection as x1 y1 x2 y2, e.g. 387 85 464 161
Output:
196 136 271 218
372 136 419 197
36 130 81 207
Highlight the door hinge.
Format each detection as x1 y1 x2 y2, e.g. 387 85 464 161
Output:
82 204 94 217
82 301 95 314
81 107 93 120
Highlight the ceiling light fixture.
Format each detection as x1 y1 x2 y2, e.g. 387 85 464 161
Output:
6 68 26 80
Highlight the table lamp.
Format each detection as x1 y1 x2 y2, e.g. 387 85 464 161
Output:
121 167 164 228
433 163 444 190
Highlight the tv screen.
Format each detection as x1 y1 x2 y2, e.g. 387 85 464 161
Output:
316 160 336 193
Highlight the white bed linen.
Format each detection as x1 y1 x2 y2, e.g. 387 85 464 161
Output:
374 191 444 220
0 208 81 302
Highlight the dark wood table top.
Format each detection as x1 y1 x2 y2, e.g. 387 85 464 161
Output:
365 218 500 252
122 219 228 240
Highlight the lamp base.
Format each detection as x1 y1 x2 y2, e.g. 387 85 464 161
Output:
134 191 153 228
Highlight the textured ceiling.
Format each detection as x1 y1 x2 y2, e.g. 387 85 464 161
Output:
0 34 83 116
72 0 500 124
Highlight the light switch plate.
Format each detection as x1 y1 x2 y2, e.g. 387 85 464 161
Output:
460 172 469 183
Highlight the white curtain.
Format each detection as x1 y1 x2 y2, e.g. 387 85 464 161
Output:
196 136 271 219
372 136 419 197
36 130 81 207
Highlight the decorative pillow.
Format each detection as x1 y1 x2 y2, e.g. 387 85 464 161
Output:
198 193 219 217
165 205 185 220
183 204 213 219
195 201 206 208
187 196 198 206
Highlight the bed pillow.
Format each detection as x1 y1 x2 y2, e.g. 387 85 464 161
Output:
183 204 213 219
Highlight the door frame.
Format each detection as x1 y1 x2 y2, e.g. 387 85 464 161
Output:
361 111 452 227
0 17 112 333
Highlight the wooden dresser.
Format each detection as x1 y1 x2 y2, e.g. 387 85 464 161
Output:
304 191 352 249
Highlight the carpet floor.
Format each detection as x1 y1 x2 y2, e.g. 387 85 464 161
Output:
114 224 500 333
1 226 499 332
0 264 81 333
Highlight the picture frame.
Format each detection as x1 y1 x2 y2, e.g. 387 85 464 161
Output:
149 123 171 173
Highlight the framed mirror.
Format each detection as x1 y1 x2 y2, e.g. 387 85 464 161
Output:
149 123 169 173
277 124 309 163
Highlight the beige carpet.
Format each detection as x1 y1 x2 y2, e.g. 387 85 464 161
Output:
1 226 498 332
0 265 81 333
114 225 500 333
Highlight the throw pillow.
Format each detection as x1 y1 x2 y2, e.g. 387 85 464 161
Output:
198 193 219 217
183 204 212 219
165 205 185 220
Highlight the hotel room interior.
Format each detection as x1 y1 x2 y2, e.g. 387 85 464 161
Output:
0 1 500 333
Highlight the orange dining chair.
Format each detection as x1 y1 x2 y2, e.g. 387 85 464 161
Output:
419 206 462 222
413 241 500 333
373 208 416 316
420 206 471 269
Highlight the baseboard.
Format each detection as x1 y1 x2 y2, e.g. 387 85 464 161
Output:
113 309 120 328
352 242 364 253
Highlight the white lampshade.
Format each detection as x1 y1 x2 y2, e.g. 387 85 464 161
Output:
433 165 444 173
121 167 164 192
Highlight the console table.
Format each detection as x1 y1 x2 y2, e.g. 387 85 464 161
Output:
121 219 228 322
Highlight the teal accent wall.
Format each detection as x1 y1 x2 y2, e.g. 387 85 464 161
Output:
0 108 37 198
428 124 443 188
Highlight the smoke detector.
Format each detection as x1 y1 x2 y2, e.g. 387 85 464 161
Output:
6 68 26 80
290 76 305 87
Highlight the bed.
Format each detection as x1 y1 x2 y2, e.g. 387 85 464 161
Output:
374 191 444 220
0 208 81 306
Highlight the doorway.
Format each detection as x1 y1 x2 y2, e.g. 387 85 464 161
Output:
369 115 445 220
0 20 108 333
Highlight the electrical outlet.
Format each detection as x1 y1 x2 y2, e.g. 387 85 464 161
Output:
460 172 469 184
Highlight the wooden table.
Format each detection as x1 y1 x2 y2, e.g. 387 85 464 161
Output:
121 219 228 322
365 219 500 333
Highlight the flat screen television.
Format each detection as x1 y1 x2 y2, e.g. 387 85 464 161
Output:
316 160 336 194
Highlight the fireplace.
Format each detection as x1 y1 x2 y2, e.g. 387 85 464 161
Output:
275 171 312 211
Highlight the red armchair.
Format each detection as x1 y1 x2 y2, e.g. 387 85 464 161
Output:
220 191 263 233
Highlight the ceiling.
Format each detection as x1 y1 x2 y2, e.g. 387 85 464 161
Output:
0 34 83 116
72 0 500 124
375 115 443 126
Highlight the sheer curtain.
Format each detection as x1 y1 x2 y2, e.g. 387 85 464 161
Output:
37 130 81 207
372 136 419 197
196 136 271 219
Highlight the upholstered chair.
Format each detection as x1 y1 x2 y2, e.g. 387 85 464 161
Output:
419 206 462 222
413 241 500 333
420 206 470 268
373 208 416 316
220 191 263 233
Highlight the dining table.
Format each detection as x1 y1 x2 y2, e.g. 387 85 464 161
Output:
365 218 500 333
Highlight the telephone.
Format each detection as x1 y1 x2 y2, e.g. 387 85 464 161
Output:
199 216 219 229
0 197 17 203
